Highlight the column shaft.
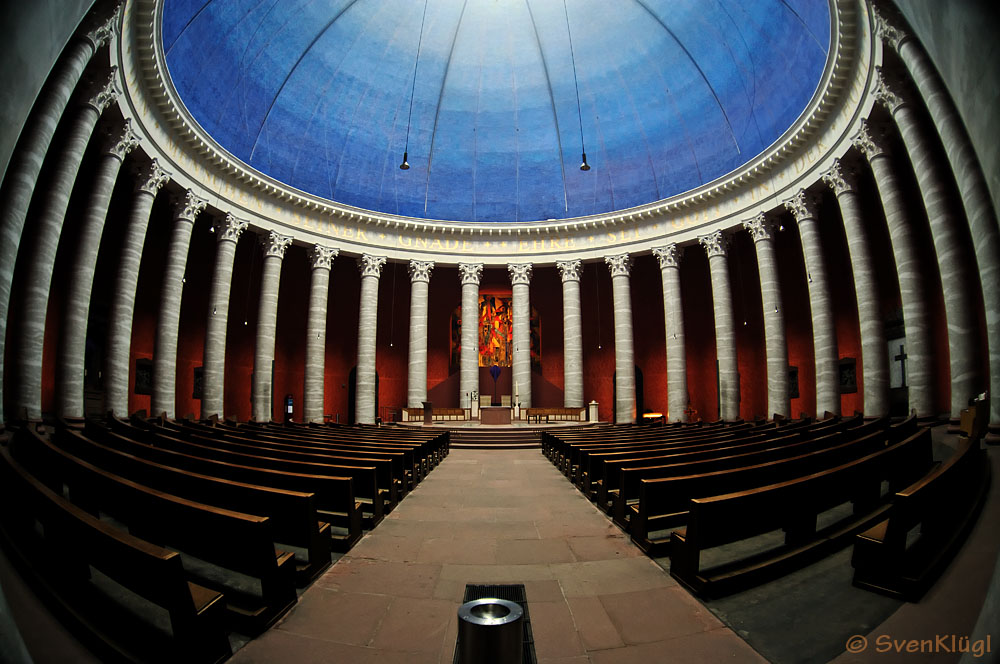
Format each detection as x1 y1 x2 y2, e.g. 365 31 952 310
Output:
151 192 206 418
56 122 140 418
557 260 583 409
743 218 790 419
355 255 385 424
406 261 433 408
824 161 888 417
252 233 291 422
701 233 740 421
606 254 635 424
304 246 337 423
105 160 170 415
202 215 247 419
15 74 118 419
881 14 1000 433
786 191 840 417
653 246 688 421
877 73 982 418
855 121 934 418
0 11 116 422
458 264 482 411
509 264 533 408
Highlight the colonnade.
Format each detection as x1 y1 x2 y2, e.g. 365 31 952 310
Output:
0 4 996 433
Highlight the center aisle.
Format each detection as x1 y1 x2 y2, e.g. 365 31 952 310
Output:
232 448 766 663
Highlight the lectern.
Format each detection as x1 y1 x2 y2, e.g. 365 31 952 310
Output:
422 401 433 426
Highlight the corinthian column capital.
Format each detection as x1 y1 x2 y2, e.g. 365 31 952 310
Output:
742 213 775 243
698 231 728 258
508 263 533 286
83 3 123 51
219 213 248 243
105 118 140 161
85 67 120 114
783 189 819 222
309 244 338 270
408 260 434 283
605 253 632 277
174 190 208 222
873 6 912 52
821 159 855 196
556 259 582 282
873 67 906 113
852 119 889 162
358 254 386 278
262 232 293 259
136 159 170 195
458 262 483 285
652 244 682 269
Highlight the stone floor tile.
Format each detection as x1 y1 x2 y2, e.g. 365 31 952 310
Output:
552 558 676 598
317 558 442 598
272 588 390 646
417 537 498 564
566 595 626 651
588 627 767 664
369 596 455 655
530 600 587 659
349 533 426 562
599 586 721 645
496 538 577 564
565 535 643 562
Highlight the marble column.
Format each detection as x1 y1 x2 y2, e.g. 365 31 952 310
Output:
853 120 934 418
355 254 386 425
822 159 888 418
556 260 584 408
875 70 982 420
14 70 120 420
785 190 840 417
458 263 483 412
652 245 688 422
605 254 636 424
105 159 170 416
151 190 207 418
699 232 740 421
407 260 434 408
56 120 140 418
303 245 338 423
878 10 1000 435
0 7 119 423
251 232 292 422
742 215 790 419
509 263 533 409
201 214 247 419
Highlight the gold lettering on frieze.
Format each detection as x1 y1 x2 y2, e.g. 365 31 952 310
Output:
398 235 413 248
415 237 429 249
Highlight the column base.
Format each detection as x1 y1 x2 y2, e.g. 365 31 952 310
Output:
947 417 963 435
985 423 1000 446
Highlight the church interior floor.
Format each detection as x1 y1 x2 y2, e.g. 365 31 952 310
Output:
2 426 997 663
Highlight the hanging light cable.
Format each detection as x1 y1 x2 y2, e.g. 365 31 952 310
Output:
400 0 430 170
563 0 589 171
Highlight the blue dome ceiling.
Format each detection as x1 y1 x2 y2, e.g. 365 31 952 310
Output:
161 0 830 223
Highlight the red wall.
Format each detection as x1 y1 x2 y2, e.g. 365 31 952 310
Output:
680 246 718 421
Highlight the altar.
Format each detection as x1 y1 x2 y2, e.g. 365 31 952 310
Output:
480 406 512 425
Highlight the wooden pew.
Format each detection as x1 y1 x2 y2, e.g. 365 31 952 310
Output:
668 427 934 598
81 421 364 543
55 427 341 579
0 446 232 664
12 429 298 635
851 435 991 600
630 418 919 552
97 418 385 525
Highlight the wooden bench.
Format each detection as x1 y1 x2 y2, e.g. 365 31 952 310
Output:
13 428 298 635
98 419 385 526
0 446 232 664
851 435 991 601
630 418 919 553
81 421 364 547
668 427 934 598
55 427 340 580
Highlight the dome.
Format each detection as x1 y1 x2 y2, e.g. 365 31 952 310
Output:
161 0 830 223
